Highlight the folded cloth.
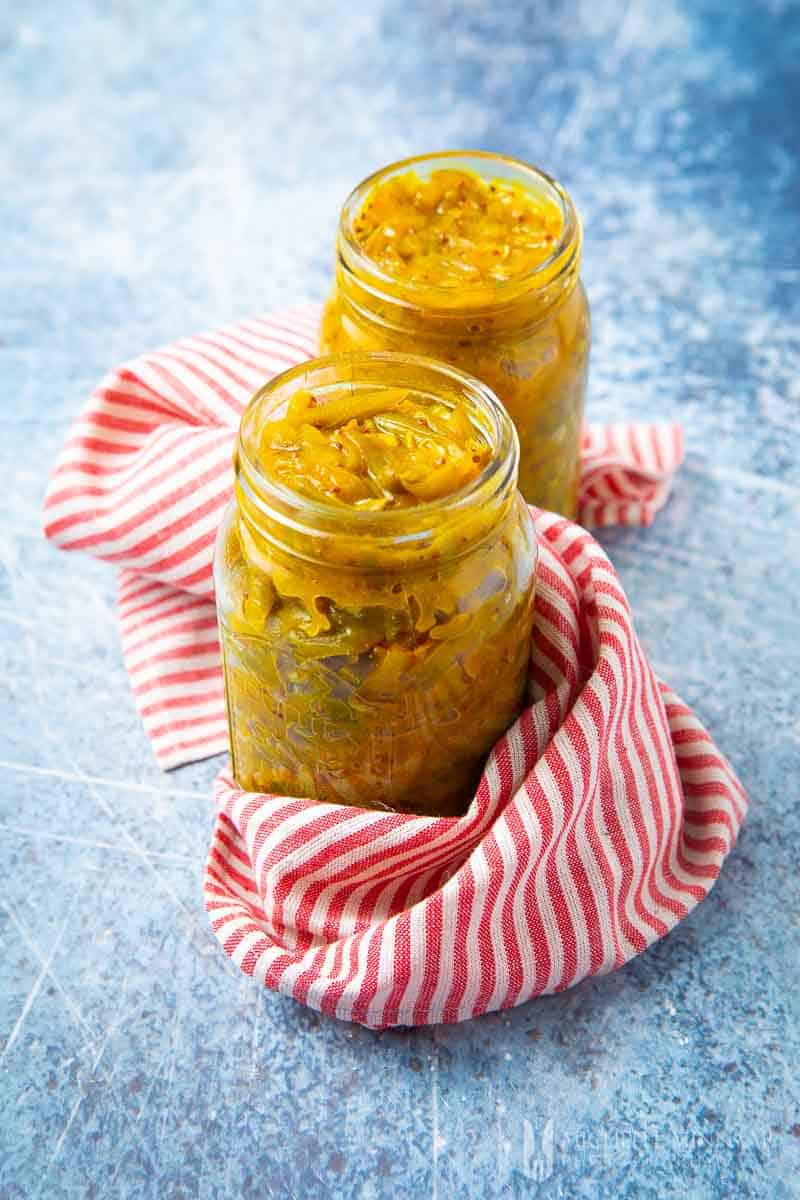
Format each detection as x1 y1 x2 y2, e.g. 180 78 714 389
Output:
205 511 746 1027
43 303 685 770
42 303 745 1027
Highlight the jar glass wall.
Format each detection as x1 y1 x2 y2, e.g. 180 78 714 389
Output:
320 151 591 517
214 352 538 818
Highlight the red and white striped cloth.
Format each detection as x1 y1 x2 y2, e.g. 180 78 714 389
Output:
43 303 746 1026
206 512 746 1026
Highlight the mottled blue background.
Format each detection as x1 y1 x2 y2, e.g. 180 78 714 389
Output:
1 1 799 1197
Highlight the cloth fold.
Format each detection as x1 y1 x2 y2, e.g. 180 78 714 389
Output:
44 303 684 770
43 302 745 1027
203 510 746 1027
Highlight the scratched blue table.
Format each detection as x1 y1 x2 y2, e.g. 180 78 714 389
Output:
2 2 799 1196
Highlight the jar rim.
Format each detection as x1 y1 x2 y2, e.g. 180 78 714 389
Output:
337 150 581 316
235 351 520 556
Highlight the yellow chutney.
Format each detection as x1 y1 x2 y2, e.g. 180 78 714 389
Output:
214 353 537 817
321 151 590 517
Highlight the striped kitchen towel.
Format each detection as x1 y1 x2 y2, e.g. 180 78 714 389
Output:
42 303 746 1026
205 510 746 1026
43 303 685 771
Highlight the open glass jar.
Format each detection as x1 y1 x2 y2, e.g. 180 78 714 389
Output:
214 352 537 817
320 151 590 517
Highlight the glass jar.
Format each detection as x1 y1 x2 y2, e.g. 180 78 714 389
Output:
214 352 538 818
320 151 590 517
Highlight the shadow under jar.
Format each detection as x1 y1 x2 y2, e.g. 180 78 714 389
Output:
214 353 538 817
321 150 591 518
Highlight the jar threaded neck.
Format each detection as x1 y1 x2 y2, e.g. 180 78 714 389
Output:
234 352 520 571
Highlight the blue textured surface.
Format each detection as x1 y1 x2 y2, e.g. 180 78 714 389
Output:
2 1 799 1196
